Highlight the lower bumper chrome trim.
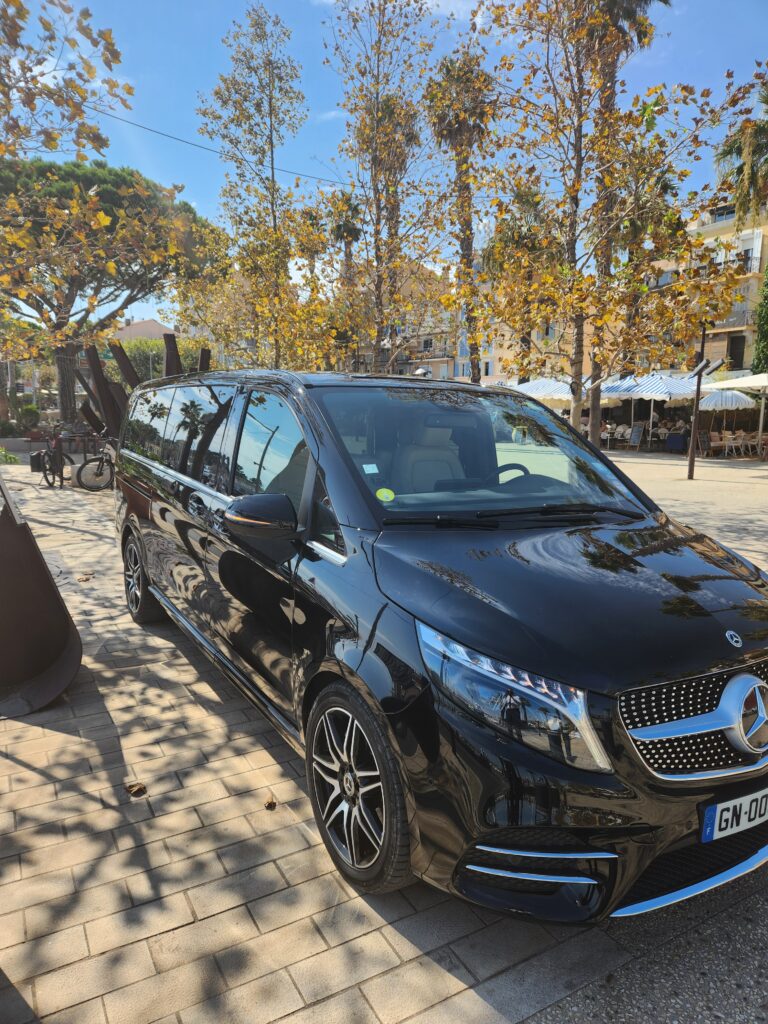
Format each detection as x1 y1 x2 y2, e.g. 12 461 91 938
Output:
475 844 617 861
611 842 768 918
466 864 598 885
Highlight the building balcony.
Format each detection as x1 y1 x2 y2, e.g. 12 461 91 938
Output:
713 307 757 329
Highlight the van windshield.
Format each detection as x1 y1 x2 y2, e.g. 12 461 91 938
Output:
314 385 645 518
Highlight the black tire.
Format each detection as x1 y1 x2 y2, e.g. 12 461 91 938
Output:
41 451 56 488
77 455 114 491
122 534 165 624
306 682 412 893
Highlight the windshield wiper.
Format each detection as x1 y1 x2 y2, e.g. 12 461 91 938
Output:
382 514 499 529
476 502 646 521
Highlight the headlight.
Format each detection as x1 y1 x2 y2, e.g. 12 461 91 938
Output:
416 622 612 773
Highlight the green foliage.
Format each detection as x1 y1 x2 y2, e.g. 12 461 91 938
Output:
0 447 19 465
17 403 39 429
104 337 212 386
753 267 768 373
0 420 17 438
0 158 200 244
717 82 768 224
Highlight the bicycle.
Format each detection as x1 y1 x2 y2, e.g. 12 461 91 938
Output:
76 433 115 491
38 427 75 489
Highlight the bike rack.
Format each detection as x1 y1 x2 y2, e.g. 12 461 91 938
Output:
0 471 82 715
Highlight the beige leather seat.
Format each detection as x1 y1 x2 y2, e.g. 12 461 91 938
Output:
391 425 465 493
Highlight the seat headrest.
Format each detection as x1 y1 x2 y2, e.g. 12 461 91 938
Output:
415 425 453 446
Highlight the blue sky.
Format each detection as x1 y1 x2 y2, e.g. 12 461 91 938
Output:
73 0 767 320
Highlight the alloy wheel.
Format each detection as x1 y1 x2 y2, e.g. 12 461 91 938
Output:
124 542 142 614
311 706 385 869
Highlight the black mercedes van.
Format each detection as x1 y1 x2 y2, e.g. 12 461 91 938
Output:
115 371 768 922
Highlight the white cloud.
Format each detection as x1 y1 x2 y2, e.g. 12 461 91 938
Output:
309 0 473 16
316 108 347 123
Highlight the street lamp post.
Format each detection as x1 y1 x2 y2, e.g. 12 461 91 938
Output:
687 321 708 481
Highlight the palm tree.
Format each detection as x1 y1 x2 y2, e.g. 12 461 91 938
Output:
331 192 362 290
296 204 326 291
426 49 496 385
378 94 420 355
718 82 768 224
586 0 670 444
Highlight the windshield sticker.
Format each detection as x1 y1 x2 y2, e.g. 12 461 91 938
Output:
376 487 395 503
363 464 379 474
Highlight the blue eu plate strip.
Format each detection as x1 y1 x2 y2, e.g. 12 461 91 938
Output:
701 803 717 844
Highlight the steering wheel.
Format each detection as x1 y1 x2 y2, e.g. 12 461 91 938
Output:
482 462 530 486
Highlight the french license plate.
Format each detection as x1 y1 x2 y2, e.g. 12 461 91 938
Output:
701 784 768 843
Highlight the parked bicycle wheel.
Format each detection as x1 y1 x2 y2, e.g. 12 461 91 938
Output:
40 451 57 488
77 455 114 491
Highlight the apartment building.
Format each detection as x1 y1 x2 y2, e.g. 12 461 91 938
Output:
692 205 767 375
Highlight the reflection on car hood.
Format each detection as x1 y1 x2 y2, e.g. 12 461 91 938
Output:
372 514 768 695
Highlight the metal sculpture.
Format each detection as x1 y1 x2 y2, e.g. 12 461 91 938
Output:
0 472 82 714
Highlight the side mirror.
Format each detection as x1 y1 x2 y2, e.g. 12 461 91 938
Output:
224 493 298 543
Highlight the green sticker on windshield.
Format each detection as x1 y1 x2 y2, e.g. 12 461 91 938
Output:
376 487 395 503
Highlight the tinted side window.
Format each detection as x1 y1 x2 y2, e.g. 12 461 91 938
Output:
123 387 173 460
233 391 309 509
189 385 236 489
312 476 345 554
159 383 236 485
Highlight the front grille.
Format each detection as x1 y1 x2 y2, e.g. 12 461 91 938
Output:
635 731 747 774
619 660 768 778
620 674 729 728
617 819 768 909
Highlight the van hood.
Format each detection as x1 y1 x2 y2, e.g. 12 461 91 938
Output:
372 515 768 696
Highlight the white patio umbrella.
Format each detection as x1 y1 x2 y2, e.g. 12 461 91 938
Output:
601 375 643 399
599 375 643 426
700 388 757 433
611 373 697 434
699 389 757 411
510 377 583 409
705 373 768 446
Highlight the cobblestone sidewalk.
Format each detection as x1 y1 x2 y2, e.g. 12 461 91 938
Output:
1 458 768 1024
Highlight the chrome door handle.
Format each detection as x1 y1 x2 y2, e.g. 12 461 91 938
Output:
187 493 206 518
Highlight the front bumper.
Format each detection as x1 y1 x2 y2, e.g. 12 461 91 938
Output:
399 688 768 922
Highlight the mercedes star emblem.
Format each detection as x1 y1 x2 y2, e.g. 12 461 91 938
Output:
726 630 744 648
740 683 768 753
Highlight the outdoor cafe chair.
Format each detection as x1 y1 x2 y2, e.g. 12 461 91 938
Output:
709 431 726 455
723 432 742 458
743 432 760 456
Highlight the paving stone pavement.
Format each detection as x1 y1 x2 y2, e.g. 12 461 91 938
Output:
1 455 768 1024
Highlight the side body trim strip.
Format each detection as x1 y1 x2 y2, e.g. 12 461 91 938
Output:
465 864 598 885
475 844 617 860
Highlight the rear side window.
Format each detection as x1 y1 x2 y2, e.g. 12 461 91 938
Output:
161 384 236 486
233 391 309 510
123 387 174 460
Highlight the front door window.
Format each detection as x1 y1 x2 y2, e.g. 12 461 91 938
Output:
233 391 309 511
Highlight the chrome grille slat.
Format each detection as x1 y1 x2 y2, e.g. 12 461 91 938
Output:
619 661 768 779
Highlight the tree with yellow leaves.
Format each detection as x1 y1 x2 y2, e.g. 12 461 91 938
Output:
331 0 441 371
197 2 331 370
0 160 199 421
0 0 131 162
479 0 760 425
0 0 141 420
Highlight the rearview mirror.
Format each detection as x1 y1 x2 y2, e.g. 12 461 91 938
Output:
224 493 298 543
